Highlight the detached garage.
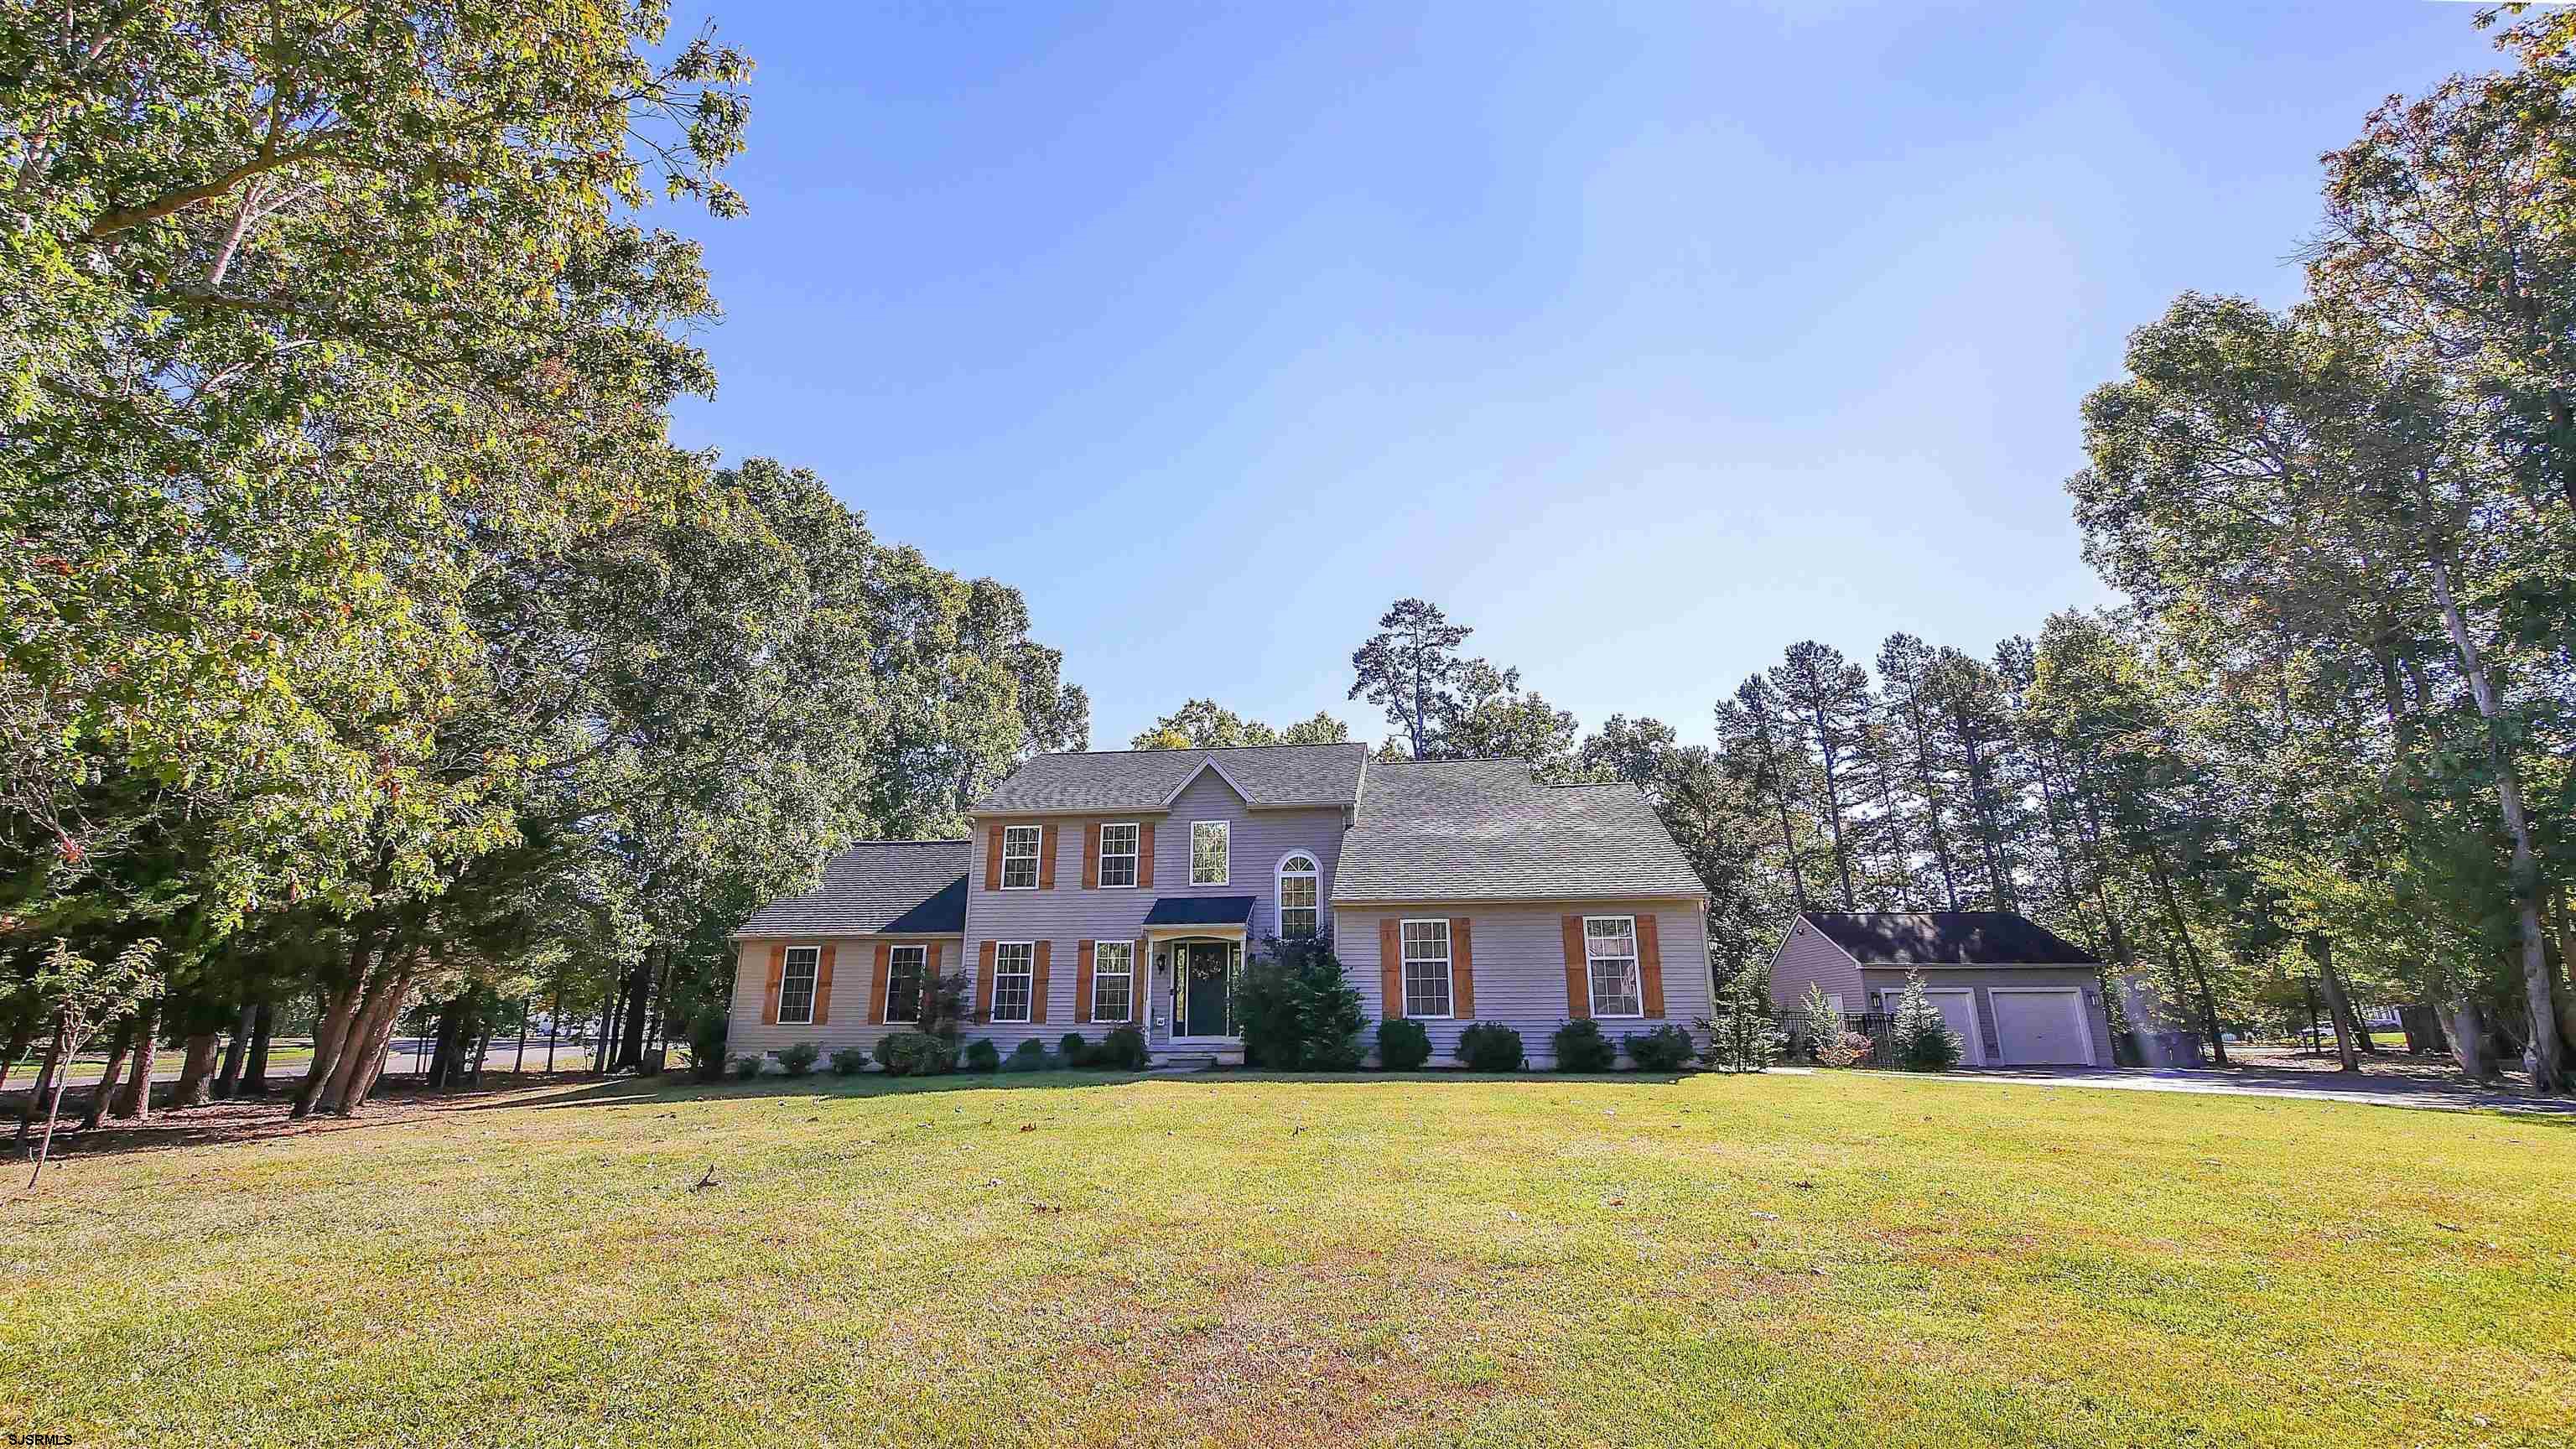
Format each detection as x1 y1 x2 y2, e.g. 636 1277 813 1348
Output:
1767 911 2116 1067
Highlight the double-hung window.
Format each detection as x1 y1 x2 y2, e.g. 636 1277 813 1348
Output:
1000 824 1041 889
1277 854 1318 939
991 942 1035 1022
779 946 819 1025
1098 823 1139 888
1400 919 1453 1019
1191 820 1228 886
886 944 926 1025
1092 940 1134 1023
1585 917 1644 1017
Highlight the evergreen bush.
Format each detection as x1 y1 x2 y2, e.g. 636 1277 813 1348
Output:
730 1052 764 1080
1059 1031 1089 1067
1235 935 1367 1069
875 1031 955 1077
775 1041 820 1078
1097 1025 1150 1071
1550 1019 1615 1072
828 1047 870 1076
1460 1021 1527 1072
1002 1038 1051 1072
963 1038 1000 1072
1624 1024 1696 1072
1889 970 1964 1072
1376 1017 1433 1071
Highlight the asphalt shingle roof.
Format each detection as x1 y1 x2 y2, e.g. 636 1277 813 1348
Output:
1799 911 2101 966
735 840 969 937
969 742 1368 814
1331 760 1705 903
1143 896 1257 927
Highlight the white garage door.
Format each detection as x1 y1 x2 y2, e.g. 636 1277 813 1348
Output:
1992 989 2093 1066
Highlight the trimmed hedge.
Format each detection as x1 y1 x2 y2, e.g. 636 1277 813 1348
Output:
1377 1017 1433 1071
1551 1019 1616 1072
1457 1021 1525 1072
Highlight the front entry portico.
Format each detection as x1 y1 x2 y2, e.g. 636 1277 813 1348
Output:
1143 895 1256 1046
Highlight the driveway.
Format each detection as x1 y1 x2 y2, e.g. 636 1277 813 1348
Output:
1905 1063 2574 1117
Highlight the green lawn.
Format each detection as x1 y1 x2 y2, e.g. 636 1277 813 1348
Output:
3 1071 2568 1447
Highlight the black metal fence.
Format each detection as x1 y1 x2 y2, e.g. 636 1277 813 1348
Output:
1776 1011 1894 1066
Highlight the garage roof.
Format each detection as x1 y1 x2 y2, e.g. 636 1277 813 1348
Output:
1799 911 2101 966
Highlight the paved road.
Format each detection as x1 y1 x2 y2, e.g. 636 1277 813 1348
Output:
1893 1064 2575 1116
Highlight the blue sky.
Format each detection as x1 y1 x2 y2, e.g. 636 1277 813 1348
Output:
662 2 2506 750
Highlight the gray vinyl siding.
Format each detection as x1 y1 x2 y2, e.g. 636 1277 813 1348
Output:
1856 966 2114 1067
724 935 963 1067
960 768 1349 1053
1767 920 1864 1015
1338 899 1711 1068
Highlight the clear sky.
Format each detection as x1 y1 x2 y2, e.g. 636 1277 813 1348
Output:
660 1 2507 751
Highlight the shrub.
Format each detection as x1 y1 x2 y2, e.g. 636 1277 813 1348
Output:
1376 1017 1433 1071
730 1052 765 1080
688 1005 729 1083
1059 1032 1089 1067
875 1031 954 1077
828 1047 870 1077
1889 970 1964 1072
1459 1021 1527 1072
1550 1019 1614 1072
776 1041 820 1078
1625 1024 1696 1072
1235 935 1367 1070
963 1037 1000 1073
1797 981 1848 1064
1096 1025 1149 1072
1002 1038 1052 1072
1820 1031 1873 1068
1700 973 1786 1072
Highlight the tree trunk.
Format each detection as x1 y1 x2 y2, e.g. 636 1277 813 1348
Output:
239 1001 273 1097
328 963 416 1116
13 1018 64 1155
293 922 382 1119
80 1021 132 1131
112 999 159 1120
2447 995 2496 1082
2308 937 2360 1072
2428 551 2565 1093
614 956 652 1071
1808 703 1860 911
214 1000 254 1098
172 1030 220 1107
0 1012 34 1096
2141 842 2228 1069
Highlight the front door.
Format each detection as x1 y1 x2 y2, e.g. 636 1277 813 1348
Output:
1178 941 1234 1037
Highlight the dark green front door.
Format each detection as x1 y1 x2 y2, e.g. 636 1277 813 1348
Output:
1180 942 1233 1036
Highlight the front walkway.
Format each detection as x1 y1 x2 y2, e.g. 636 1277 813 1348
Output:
1891 1062 2574 1117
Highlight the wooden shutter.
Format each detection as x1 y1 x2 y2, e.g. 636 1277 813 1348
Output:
1561 917 1590 1019
1083 823 1100 889
977 941 996 1021
984 823 1003 891
1039 823 1058 890
1379 918 1402 1020
1450 918 1475 1020
761 943 786 1025
1032 941 1052 1026
1638 914 1665 1017
1137 821 1156 889
813 945 837 1026
1075 940 1094 1025
870 943 892 1024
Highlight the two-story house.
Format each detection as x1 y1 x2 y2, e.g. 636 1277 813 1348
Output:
725 742 1711 1068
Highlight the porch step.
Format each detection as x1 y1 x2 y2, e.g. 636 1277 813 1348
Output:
1149 1051 1231 1072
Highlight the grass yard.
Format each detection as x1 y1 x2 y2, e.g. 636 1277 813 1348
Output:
3 1071 2568 1448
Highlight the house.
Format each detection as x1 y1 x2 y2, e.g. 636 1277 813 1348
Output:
1767 910 2114 1067
727 742 1711 1069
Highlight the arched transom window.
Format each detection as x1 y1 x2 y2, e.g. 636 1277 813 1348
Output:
1277 852 1319 939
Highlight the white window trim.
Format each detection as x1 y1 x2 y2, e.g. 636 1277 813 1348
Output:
1000 824 1041 891
886 944 927 1025
1275 850 1320 939
779 945 820 1026
1098 821 1140 890
1399 917 1455 1021
991 940 1036 1023
1191 819 1229 886
1584 914 1644 1020
1092 940 1135 1023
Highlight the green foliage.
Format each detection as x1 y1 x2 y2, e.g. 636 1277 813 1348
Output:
1701 971 1784 1072
1058 1032 1089 1067
775 1041 820 1078
1623 1024 1696 1072
1002 1038 1051 1073
1457 1021 1524 1072
688 1006 729 1083
1888 971 1963 1072
874 1031 956 1078
1095 1026 1149 1072
828 1048 870 1077
1130 700 1348 750
730 1053 765 1080
963 1039 1000 1073
1375 1017 1433 1072
1236 936 1366 1070
1797 984 1846 1062
1547 1020 1612 1072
